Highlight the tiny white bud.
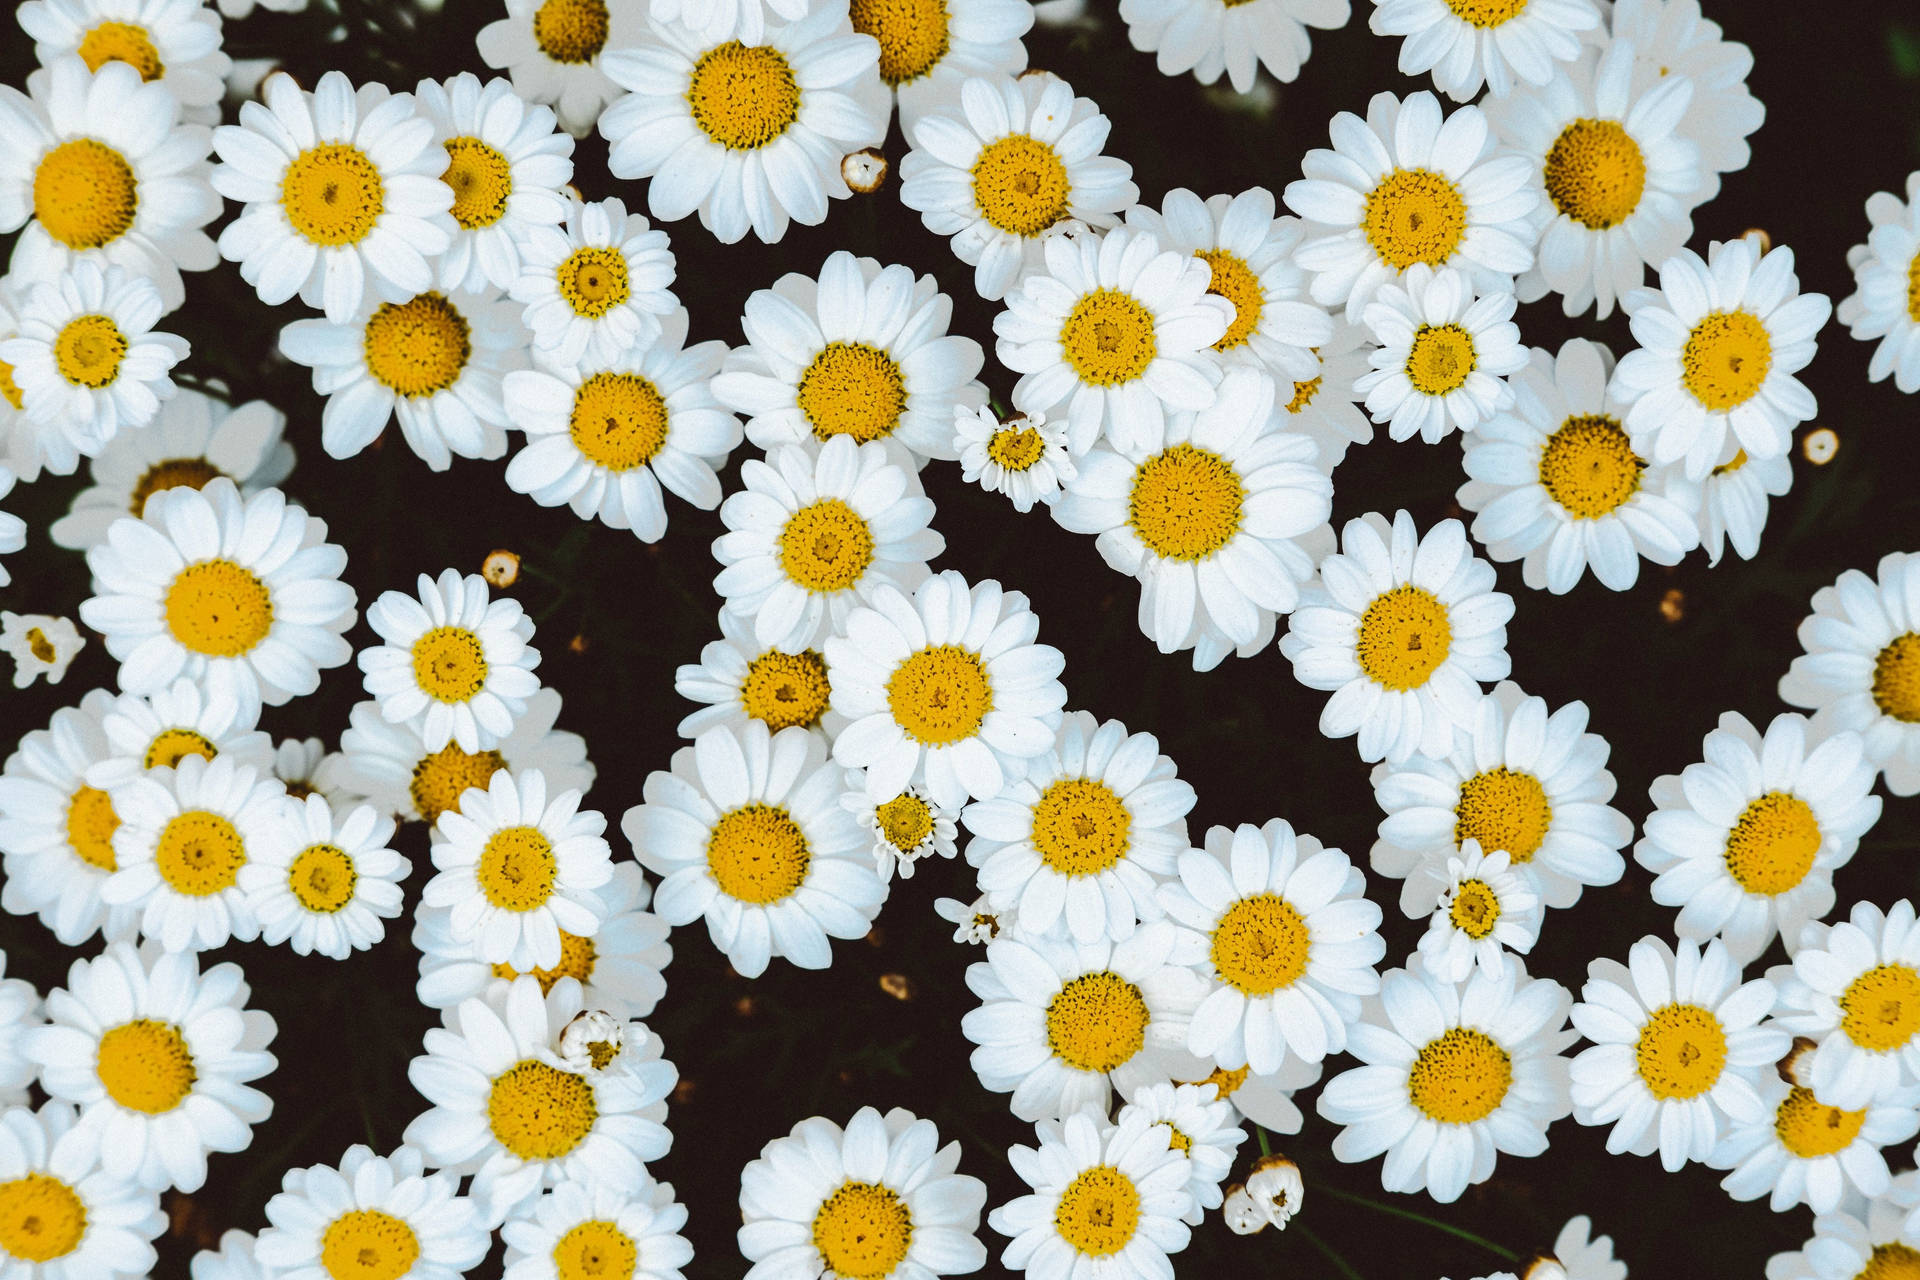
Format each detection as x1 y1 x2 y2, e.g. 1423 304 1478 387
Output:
841 148 888 194
558 1010 625 1073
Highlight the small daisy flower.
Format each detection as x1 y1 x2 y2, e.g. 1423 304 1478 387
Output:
17 0 231 123
1356 263 1524 443
87 675 274 794
935 893 1005 944
1279 509 1514 764
851 0 1032 130
1566 934 1787 1172
477 0 645 138
738 1106 988 1280
827 569 1069 811
1636 711 1882 964
712 435 943 654
510 195 676 370
1780 551 1920 796
1610 0 1763 205
1772 899 1920 1110
1285 90 1539 320
1696 443 1791 566
211 70 456 324
1317 954 1574 1203
1369 0 1599 103
1116 1079 1246 1223
0 610 85 687
675 608 842 741
844 776 960 882
898 72 1138 301
255 1144 487 1280
713 250 986 469
1552 1216 1626 1280
1611 237 1830 481
955 406 1075 512
238 794 407 960
1764 1175 1920 1280
81 478 357 722
0 1101 165 1279
1712 1062 1920 1216
598 2 889 245
1839 173 1920 393
26 941 276 1194
502 1174 693 1280
267 736 349 804
623 721 885 979
1118 0 1349 92
1415 839 1541 982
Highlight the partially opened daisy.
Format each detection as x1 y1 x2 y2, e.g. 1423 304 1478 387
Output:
738 1106 987 1280
502 1174 693 1280
254 1144 487 1280
1279 319 1376 473
1117 0 1349 92
673 607 840 740
1713 1064 1920 1216
1368 0 1599 102
1115 1080 1245 1224
86 675 273 793
1280 509 1514 764
1356 263 1524 443
713 250 986 468
17 0 231 124
477 0 645 137
826 569 1068 811
1771 899 1920 1110
1415 839 1541 982
0 1101 165 1279
211 70 456 324
27 941 276 1193
1839 172 1920 393
598 1 889 244
238 794 407 960
1763 1176 1920 1280
1317 954 1574 1203
1610 0 1763 205
510 195 676 370
623 721 885 978
1780 551 1920 796
1566 934 1787 1172
845 777 959 882
955 406 1075 512
851 0 1032 128
1636 711 1882 963
898 72 1137 301
0 609 85 687
1696 444 1790 567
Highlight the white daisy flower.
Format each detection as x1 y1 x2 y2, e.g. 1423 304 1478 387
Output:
1610 237 1830 481
674 607 842 741
477 0 644 139
739 1106 987 1280
1317 954 1574 1203
402 976 675 1225
1566 934 1786 1172
238 794 407 960
1369 0 1599 103
510 195 676 370
80 477 357 722
1551 1216 1626 1280
1356 263 1524 443
994 225 1232 457
714 250 985 469
962 710 1192 944
0 610 85 688
843 775 960 882
1118 0 1349 92
1772 899 1920 1110
598 1 889 245
623 721 885 979
0 1101 164 1279
189 1229 272 1280
961 922 1204 1122
1116 1079 1246 1224
935 893 1005 944
0 957 39 1109
898 72 1138 301
827 569 1068 811
1839 173 1920 393
267 736 350 805
1636 711 1882 964
17 0 231 124
1696 443 1790 566
49 390 294 553
1459 339 1700 593
713 434 942 655
1780 551 1920 796
1610 0 1763 206
255 1144 487 1280
851 0 1032 131
1279 509 1514 764
1280 319 1377 473
1763 1175 1920 1280
1284 90 1539 320
0 55 217 313
211 70 457 324
1415 839 1540 983
26 941 276 1194
955 406 1076 512
86 675 274 794
502 1174 693 1280
1713 1064 1920 1216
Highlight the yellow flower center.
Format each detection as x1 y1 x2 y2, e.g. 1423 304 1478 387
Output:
1126 444 1245 562
155 809 247 896
33 139 138 250
1634 1002 1727 1100
1543 119 1646 230
687 42 800 151
488 1059 597 1160
53 314 127 388
0 358 22 410
986 425 1045 471
363 293 471 398
850 0 951 85
1873 633 1920 723
1711 448 1749 476
142 727 217 771
1031 778 1132 876
281 143 385 247
289 843 358 913
1681 310 1772 412
25 628 55 663
1444 0 1528 24
77 20 165 79
740 648 832 731
707 803 810 905
1286 377 1322 414
1053 1166 1140 1258
797 343 907 444
0 1174 87 1264
1864 1243 1920 1280
1453 767 1552 864
442 136 514 231
1060 288 1158 387
1405 323 1476 396
411 625 489 704
1539 413 1642 519
1407 1027 1512 1124
477 826 557 912
1356 585 1452 692
1447 878 1502 939
1197 248 1263 350
553 1219 638 1280
95 1018 196 1113
1723 791 1821 896
129 457 224 516
1210 893 1311 996
1907 252 1920 325
811 1181 914 1280
1769 1085 1865 1159
1165 1125 1193 1154
557 247 631 319
1363 169 1467 270
64 784 119 872
1840 964 1920 1052
875 792 935 852
1045 970 1149 1072
568 371 668 471
533 0 609 62
320 1209 421 1280
970 134 1071 237
777 499 875 593
493 930 597 995
886 644 993 746
411 744 506 826
1198 1064 1250 1098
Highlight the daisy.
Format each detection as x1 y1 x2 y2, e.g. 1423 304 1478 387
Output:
1566 934 1787 1171
1772 899 1920 1110
1115 1080 1246 1223
962 711 1192 944
417 72 576 294
0 610 85 687
1458 339 1700 593
79 477 357 722
1551 1216 1626 1280
1713 1066 1920 1216
510 195 676 370
1636 711 1882 964
674 608 842 740
712 435 942 654
935 893 1005 944
1369 0 1599 103
255 1144 487 1280
267 736 350 804
26 941 276 1194
1763 1176 1920 1280
1279 509 1514 764
852 0 1031 130
993 225 1231 457
1416 839 1541 982
955 406 1076 512
239 794 407 960
1609 0 1763 205
961 922 1204 1122
49 390 294 552
502 1175 693 1280
713 250 985 468
1280 319 1377 473
402 975 676 1225
623 721 886 979
1356 263 1524 443
86 675 274 794
0 55 218 313
1610 237 1830 481
1696 443 1790 566
1369 680 1632 915
844 776 960 881
1117 0 1349 92
17 0 231 123
598 1 889 245
898 72 1138 301
826 569 1068 811
0 1101 164 1279
738 1106 987 1280
1839 173 1920 393
1317 954 1574 1203
476 0 645 138
1284 90 1539 320
1779 551 1920 796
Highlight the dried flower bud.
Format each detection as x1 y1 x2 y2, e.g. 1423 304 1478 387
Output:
1222 1184 1265 1235
558 1010 625 1072
841 148 888 194
1245 1153 1303 1230
1801 427 1838 465
482 549 520 588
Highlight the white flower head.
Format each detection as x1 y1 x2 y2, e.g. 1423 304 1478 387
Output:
1772 898 1920 1110
476 0 646 138
86 674 273 795
1712 1065 1920 1216
17 2 230 122
1 610 85 687
1243 1152 1304 1229
1356 263 1524 443
0 1101 165 1278
239 794 408 960
935 893 1005 944
510 194 676 370
844 774 960 882
1840 172 1920 393
955 406 1076 513
1610 0 1763 205
1369 0 1600 102
1115 1080 1247 1223
500 1174 693 1280
851 0 1033 130
1415 839 1541 982
255 1144 488 1280
675 607 843 741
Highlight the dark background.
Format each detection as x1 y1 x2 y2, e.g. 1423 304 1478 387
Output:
4 0 1920 1275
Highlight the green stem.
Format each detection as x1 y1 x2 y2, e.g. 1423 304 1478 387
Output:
1298 1224 1364 1280
1255 1124 1273 1157
1318 1186 1518 1263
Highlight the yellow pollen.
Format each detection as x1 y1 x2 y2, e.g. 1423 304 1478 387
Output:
281 143 385 247
155 809 247 896
1363 169 1468 270
1681 310 1772 411
488 1059 597 1160
1356 585 1452 692
363 293 471 398
165 559 274 657
411 744 506 825
1053 1166 1140 1258
33 139 137 249
411 625 490 704
129 457 224 516
493 930 597 994
1454 767 1552 863
53 314 127 388
568 371 667 471
886 644 993 746
986 425 1046 471
77 20 165 80
1060 288 1158 387
1543 119 1647 230
143 727 217 771
706 803 811 905
442 136 514 230
1286 377 1322 414
288 844 358 913
477 826 557 912
1711 448 1749 476
0 358 22 410
0 1174 87 1264
1539 414 1642 518
1771 1086 1865 1159
1031 778 1132 876
1444 0 1528 25
533 0 609 62
1723 791 1821 896
740 648 832 731
1840 964 1920 1052
65 785 119 872
1405 324 1476 396
1165 1125 1193 1155
1907 252 1920 325
1197 249 1263 350
1210 893 1310 996
687 42 800 150
556 247 630 319
319 1209 421 1280
1407 1027 1512 1124
1864 1243 1920 1280
875 792 935 852
1873 633 1920 723
1126 444 1245 562
25 629 54 663
970 134 1071 237
850 0 951 85
1198 1064 1250 1098
1045 970 1149 1072
1634 1003 1727 1100
777 499 875 593
811 1181 914 1280
95 1018 196 1113
797 343 907 444
1447 878 1502 939
553 1219 638 1280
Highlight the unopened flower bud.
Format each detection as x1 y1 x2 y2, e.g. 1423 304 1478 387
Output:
559 1010 624 1073
841 148 887 194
